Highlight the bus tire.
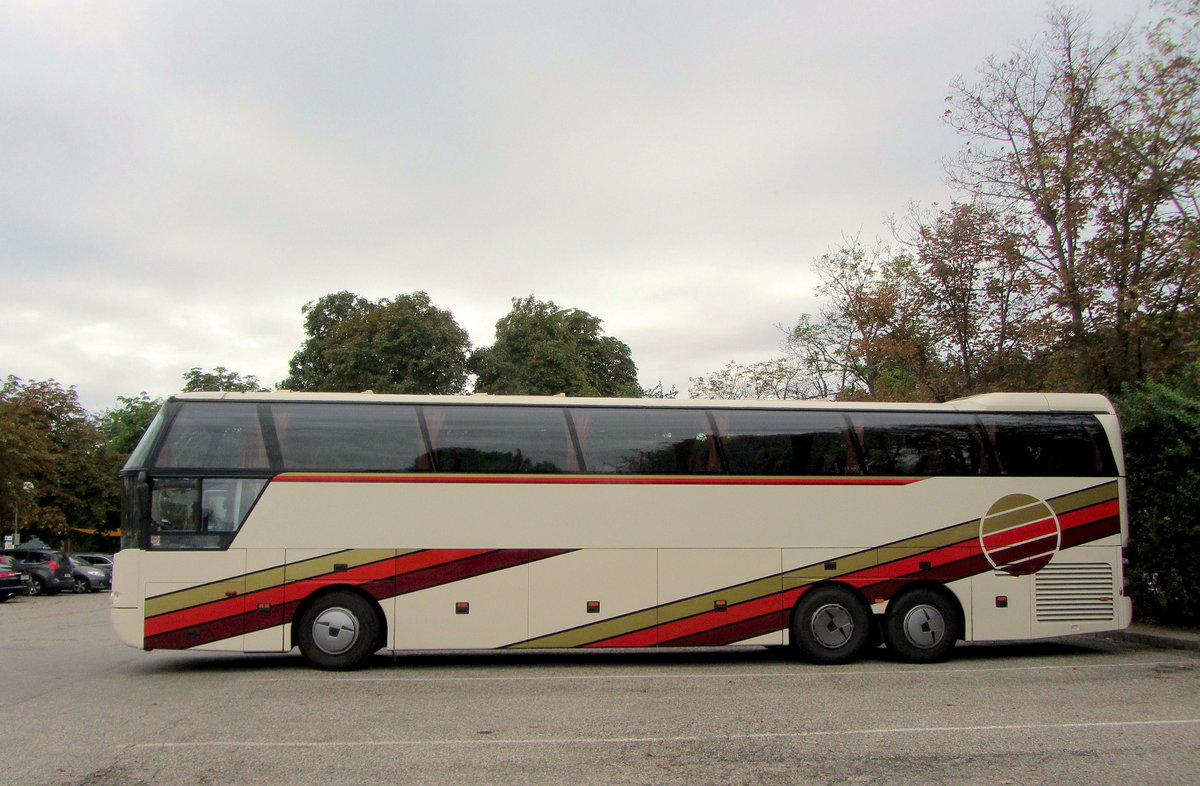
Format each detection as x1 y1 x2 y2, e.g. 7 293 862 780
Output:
883 588 960 663
296 590 381 671
790 585 871 664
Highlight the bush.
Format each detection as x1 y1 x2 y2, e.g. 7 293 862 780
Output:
1115 365 1200 625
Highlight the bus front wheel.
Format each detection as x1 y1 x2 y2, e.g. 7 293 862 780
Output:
790 586 871 664
882 588 960 663
296 590 381 670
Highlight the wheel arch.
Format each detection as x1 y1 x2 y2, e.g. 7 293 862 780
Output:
289 584 388 652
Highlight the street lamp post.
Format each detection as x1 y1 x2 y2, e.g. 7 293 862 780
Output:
12 481 33 548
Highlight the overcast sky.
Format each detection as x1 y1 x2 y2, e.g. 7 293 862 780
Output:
1 1 1153 412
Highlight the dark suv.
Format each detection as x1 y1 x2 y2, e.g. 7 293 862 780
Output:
0 555 31 601
1 548 73 596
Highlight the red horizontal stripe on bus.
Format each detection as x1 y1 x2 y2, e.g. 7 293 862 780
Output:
272 473 921 487
982 517 1058 551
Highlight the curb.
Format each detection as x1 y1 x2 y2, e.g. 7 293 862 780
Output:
1094 629 1200 653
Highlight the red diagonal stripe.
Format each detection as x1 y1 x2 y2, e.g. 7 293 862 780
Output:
982 517 1057 550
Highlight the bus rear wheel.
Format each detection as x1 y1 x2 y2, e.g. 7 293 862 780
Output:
882 588 960 663
790 586 871 664
296 591 381 670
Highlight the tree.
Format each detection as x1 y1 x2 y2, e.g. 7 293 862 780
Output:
280 291 471 394
782 242 932 400
910 202 1049 397
96 393 163 457
688 359 814 400
0 377 117 546
471 296 641 397
1116 363 1200 624
641 381 679 399
945 3 1200 390
181 367 269 393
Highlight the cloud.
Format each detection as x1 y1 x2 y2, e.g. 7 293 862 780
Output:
0 0 1154 411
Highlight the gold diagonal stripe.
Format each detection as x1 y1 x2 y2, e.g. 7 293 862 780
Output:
1049 481 1119 516
981 502 1053 535
511 608 663 648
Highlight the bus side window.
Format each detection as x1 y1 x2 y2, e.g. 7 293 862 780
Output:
856 413 980 476
715 409 851 476
154 404 269 471
151 479 199 532
424 405 573 474
201 479 268 532
985 414 1116 477
271 403 422 472
570 408 716 474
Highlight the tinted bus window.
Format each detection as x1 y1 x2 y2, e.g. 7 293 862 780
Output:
154 403 269 471
571 408 718 474
271 403 422 472
423 406 573 473
148 476 267 550
854 413 982 476
983 414 1117 477
712 409 858 475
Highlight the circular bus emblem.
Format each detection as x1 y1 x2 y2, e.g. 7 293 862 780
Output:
979 494 1061 576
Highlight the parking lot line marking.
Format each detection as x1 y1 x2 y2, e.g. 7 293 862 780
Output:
239 660 1193 683
125 718 1200 749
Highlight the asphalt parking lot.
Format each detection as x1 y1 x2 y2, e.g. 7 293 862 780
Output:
2 591 1198 785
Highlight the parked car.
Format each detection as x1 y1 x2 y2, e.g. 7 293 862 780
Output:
0 548 74 596
70 553 114 578
67 556 111 593
0 555 31 601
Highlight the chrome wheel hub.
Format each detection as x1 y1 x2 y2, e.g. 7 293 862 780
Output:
902 604 946 649
810 603 855 649
312 607 360 655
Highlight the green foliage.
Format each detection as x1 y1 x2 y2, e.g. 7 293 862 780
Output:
471 296 641 397
280 291 471 394
96 393 163 458
181 367 270 393
1115 365 1200 624
0 376 118 547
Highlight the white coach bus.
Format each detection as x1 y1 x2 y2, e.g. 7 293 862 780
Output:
111 391 1129 669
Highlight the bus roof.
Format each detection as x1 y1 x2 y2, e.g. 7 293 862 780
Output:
164 391 1115 415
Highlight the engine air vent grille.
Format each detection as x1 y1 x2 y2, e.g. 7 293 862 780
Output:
1035 563 1115 622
